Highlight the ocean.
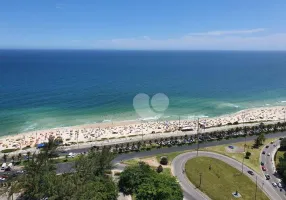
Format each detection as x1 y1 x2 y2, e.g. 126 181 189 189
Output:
1 50 286 136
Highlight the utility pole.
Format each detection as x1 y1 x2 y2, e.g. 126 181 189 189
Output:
254 176 258 200
242 112 247 152
199 172 202 188
261 181 264 199
197 118 200 156
77 132 79 149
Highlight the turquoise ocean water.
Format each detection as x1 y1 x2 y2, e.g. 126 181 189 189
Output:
1 50 286 136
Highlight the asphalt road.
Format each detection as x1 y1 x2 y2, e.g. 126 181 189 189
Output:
260 139 286 199
56 132 286 199
172 151 283 200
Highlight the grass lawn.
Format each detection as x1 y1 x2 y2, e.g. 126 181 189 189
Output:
122 158 141 166
203 138 276 175
185 157 269 200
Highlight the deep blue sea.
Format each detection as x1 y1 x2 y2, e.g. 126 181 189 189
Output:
1 50 286 136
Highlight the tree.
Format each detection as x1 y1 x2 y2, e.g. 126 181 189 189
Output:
280 138 286 150
18 153 22 162
254 133 265 147
245 151 251 159
26 151 31 162
119 162 155 195
136 173 183 200
160 156 168 165
157 165 163 173
11 155 15 164
2 154 7 163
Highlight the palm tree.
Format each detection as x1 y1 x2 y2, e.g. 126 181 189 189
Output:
2 154 7 163
27 151 31 162
11 155 15 164
18 153 22 162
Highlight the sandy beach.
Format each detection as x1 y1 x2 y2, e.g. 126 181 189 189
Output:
0 106 285 151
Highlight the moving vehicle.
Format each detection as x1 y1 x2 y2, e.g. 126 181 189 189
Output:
262 151 266 154
262 166 266 171
265 174 270 180
248 170 254 175
277 182 282 188
266 145 269 148
267 153 271 156
272 182 277 187
68 152 75 158
1 163 7 170
261 162 265 166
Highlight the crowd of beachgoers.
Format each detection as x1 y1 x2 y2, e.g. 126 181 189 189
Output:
0 106 285 151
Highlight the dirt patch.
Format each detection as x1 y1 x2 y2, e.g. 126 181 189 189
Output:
225 145 244 153
141 157 160 167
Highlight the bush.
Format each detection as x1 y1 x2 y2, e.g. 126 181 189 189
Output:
157 165 163 173
245 151 251 159
160 157 168 165
1 149 17 153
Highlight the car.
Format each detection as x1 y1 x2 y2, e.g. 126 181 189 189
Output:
265 174 270 180
262 151 266 154
267 153 271 156
272 182 277 187
262 166 266 171
279 137 284 140
271 141 274 144
277 182 283 188
266 145 269 148
248 170 254 175
0 177 5 181
261 162 265 166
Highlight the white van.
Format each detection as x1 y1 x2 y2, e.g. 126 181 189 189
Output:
1 163 7 170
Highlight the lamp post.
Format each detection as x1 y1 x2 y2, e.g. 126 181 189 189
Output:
241 154 245 174
197 118 200 157
199 172 202 188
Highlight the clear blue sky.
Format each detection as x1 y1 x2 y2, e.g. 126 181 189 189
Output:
1 0 286 50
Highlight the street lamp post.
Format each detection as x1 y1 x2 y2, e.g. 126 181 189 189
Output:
197 118 200 156
199 172 202 188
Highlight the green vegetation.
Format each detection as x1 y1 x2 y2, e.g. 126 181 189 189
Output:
254 133 266 148
155 151 192 164
2 136 118 200
275 138 286 182
204 138 275 174
119 162 183 200
160 156 168 165
185 157 269 200
1 149 18 153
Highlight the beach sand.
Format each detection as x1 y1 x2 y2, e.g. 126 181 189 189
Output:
0 106 285 151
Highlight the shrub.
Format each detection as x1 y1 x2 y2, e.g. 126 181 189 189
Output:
160 156 168 165
245 151 251 159
157 165 163 173
1 149 17 153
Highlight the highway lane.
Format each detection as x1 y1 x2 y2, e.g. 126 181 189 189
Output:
56 132 286 173
64 131 286 156
172 151 283 200
260 139 286 199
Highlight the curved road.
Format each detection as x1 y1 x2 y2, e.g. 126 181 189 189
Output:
172 151 283 200
260 139 286 199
